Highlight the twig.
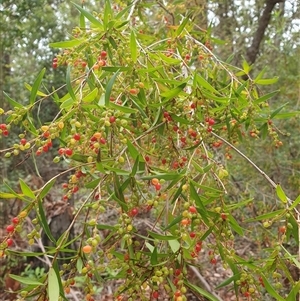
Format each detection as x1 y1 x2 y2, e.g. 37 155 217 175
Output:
189 265 223 301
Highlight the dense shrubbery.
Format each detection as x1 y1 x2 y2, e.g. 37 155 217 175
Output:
0 2 299 301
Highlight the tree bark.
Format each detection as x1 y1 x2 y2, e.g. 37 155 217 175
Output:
246 0 284 66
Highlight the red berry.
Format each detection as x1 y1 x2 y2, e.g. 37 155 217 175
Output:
52 62 58 69
2 130 9 136
6 238 13 247
189 206 197 214
36 149 42 156
221 213 227 220
210 257 217 264
42 145 49 152
174 290 181 297
43 131 50 138
189 232 196 238
58 148 65 155
73 133 81 141
109 116 116 123
161 158 167 164
47 140 53 148
190 102 196 109
175 269 181 276
100 50 107 58
100 137 106 144
207 126 213 132
65 148 73 156
6 225 14 232
180 136 186 143
195 242 202 252
72 186 79 193
208 118 215 126
12 217 19 224
129 88 138 95
155 183 161 191
20 138 27 145
244 291 250 297
0 123 7 130
62 183 69 189
129 208 138 217
145 155 150 162
163 111 169 118
152 291 159 299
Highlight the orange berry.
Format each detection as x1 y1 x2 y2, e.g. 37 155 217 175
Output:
82 245 92 254
151 178 159 186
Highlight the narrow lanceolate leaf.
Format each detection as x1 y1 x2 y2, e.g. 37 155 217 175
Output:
30 68 46 105
289 194 300 210
105 71 120 106
9 274 43 286
196 74 219 94
19 178 35 199
82 88 98 102
130 30 137 63
276 184 287 204
176 14 191 36
38 199 56 244
160 83 186 100
260 275 286 301
150 247 158 265
24 83 47 96
184 281 220 301
72 3 103 29
48 267 60 301
39 179 56 199
49 39 84 48
254 77 279 85
66 65 76 101
3 92 22 108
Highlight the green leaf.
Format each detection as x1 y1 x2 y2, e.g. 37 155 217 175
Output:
215 273 240 289
168 240 180 253
196 74 219 94
260 274 286 301
276 185 288 204
130 31 137 63
286 281 300 301
109 101 137 113
184 281 220 301
3 92 23 108
273 111 300 119
126 139 139 160
30 68 46 105
150 247 158 265
255 77 279 85
19 178 35 199
176 14 191 36
228 215 244 235
105 71 120 106
82 88 98 102
66 65 76 102
38 198 56 244
76 257 83 273
163 215 182 231
24 82 47 97
50 39 84 48
48 267 60 301
242 58 251 74
253 90 279 105
103 0 112 30
9 274 43 286
2 182 27 201
289 194 300 210
73 3 103 29
245 209 285 222
40 179 56 199
270 102 289 119
148 230 178 241
160 83 186 100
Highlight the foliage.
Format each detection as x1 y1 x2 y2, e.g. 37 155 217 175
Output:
0 1 299 301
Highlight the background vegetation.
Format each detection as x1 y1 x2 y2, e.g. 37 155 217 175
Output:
0 1 299 301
